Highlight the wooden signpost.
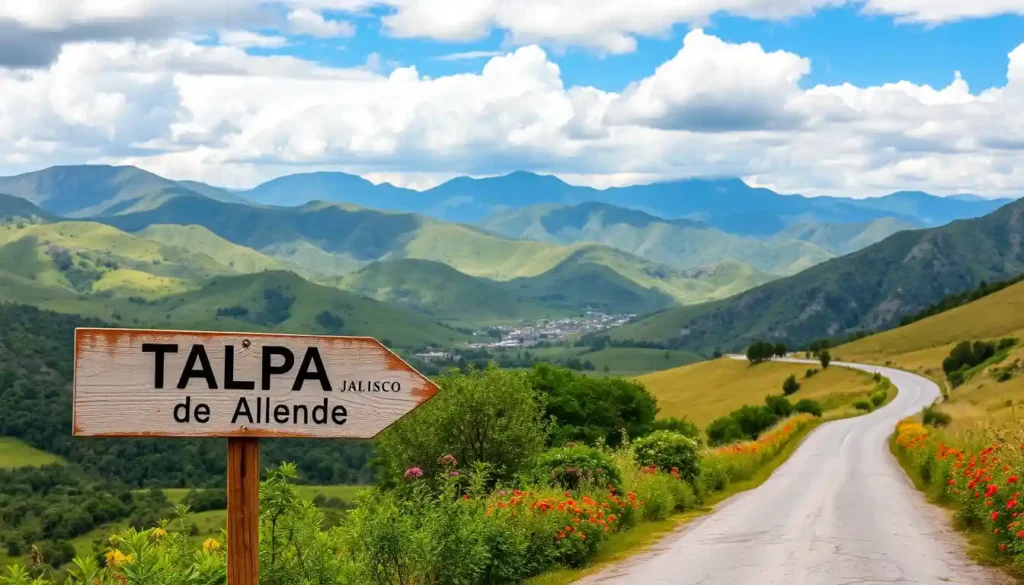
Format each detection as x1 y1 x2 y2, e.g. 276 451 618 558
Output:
72 328 440 585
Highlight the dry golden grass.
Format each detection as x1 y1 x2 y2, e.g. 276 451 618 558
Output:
837 280 1024 433
636 358 877 428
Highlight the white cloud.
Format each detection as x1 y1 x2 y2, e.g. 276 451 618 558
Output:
286 8 355 38
2 29 1024 199
861 0 1024 23
433 50 505 61
218 30 289 48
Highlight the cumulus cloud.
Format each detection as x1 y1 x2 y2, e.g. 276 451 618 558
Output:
285 8 355 38
1 28 1024 199
218 30 290 48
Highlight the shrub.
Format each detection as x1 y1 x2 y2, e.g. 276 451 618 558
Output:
922 406 952 428
997 370 1013 382
870 391 887 407
765 395 794 417
782 374 800 396
746 340 774 364
947 370 965 388
805 368 818 378
794 399 823 417
375 365 549 488
705 416 745 447
872 372 882 382
997 337 1017 350
534 445 622 490
650 417 701 442
631 431 701 484
819 350 831 369
853 400 872 412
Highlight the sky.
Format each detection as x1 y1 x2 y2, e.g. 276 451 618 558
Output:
1 1 1023 197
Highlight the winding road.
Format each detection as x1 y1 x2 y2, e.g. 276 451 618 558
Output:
577 359 1014 585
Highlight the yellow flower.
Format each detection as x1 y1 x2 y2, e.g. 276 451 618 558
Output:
105 550 132 567
203 538 222 552
152 528 167 539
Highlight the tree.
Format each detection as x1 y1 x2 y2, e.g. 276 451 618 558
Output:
782 374 800 396
746 340 773 364
819 349 832 369
374 365 549 486
774 343 786 358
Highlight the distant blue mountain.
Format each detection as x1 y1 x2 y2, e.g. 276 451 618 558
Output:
239 171 1015 236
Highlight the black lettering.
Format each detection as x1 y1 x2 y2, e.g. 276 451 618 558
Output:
142 343 178 388
392 381 401 393
177 345 218 389
373 380 381 392
261 346 294 390
173 396 191 423
231 397 254 424
293 404 309 425
273 404 289 424
224 345 255 390
331 404 347 425
292 347 332 391
194 403 210 423
312 398 328 424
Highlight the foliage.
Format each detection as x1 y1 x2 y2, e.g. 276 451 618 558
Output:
853 400 872 412
804 368 818 378
921 406 952 428
375 365 549 488
899 275 1024 327
529 364 657 447
893 420 1024 569
705 399 783 447
941 338 1015 387
704 415 817 490
870 390 887 407
794 399 823 417
534 445 622 491
745 340 778 364
782 374 800 396
631 432 702 484
764 395 794 418
819 349 831 369
650 417 701 442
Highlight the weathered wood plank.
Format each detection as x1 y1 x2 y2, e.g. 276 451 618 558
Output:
73 328 439 439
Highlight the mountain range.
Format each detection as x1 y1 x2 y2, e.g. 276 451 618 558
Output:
0 163 1018 351
613 196 1024 352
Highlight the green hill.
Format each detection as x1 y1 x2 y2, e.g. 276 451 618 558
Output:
0 193 57 223
337 258 569 324
480 202 835 275
135 224 285 274
101 196 779 313
613 197 1024 351
0 166 225 217
771 217 916 255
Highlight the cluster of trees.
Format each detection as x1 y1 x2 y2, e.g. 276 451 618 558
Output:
577 335 667 351
746 340 786 364
706 395 823 446
942 338 1016 387
0 465 173 567
0 303 376 487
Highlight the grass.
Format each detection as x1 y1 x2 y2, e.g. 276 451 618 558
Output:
0 437 64 469
581 348 702 376
524 419 823 585
636 357 877 428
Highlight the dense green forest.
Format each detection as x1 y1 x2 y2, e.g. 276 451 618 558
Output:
0 303 375 487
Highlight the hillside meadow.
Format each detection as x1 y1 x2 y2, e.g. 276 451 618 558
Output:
637 357 879 427
0 438 64 469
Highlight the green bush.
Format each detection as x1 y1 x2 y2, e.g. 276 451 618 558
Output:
650 417 701 442
631 431 701 484
997 370 1013 382
922 406 952 428
853 400 873 412
870 391 887 407
698 456 731 493
794 399 823 417
375 365 549 488
534 445 622 490
947 370 965 388
765 395 794 417
805 368 818 378
705 415 745 447
782 374 800 396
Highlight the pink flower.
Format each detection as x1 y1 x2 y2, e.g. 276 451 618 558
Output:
450 470 460 477
438 454 458 466
405 466 424 478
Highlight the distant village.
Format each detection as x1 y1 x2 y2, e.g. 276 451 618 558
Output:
414 312 636 362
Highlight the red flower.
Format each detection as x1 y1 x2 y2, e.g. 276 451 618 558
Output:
1008 476 1019 484
986 484 1000 498
991 511 1000 521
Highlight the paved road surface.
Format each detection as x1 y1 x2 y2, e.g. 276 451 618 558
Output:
577 359 1013 585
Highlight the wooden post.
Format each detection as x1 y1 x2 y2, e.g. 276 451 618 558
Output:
227 438 260 585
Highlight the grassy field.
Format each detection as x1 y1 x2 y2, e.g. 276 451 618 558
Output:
838 279 1024 431
583 348 703 376
637 357 878 428
0 437 64 469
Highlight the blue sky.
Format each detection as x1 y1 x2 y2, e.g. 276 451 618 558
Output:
260 6 1024 93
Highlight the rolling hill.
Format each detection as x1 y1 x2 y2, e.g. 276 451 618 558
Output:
770 217 917 255
480 202 836 275
336 258 570 324
613 197 1024 351
99 195 778 313
0 193 57 223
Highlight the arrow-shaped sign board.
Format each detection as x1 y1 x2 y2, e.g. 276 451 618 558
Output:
72 328 439 438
